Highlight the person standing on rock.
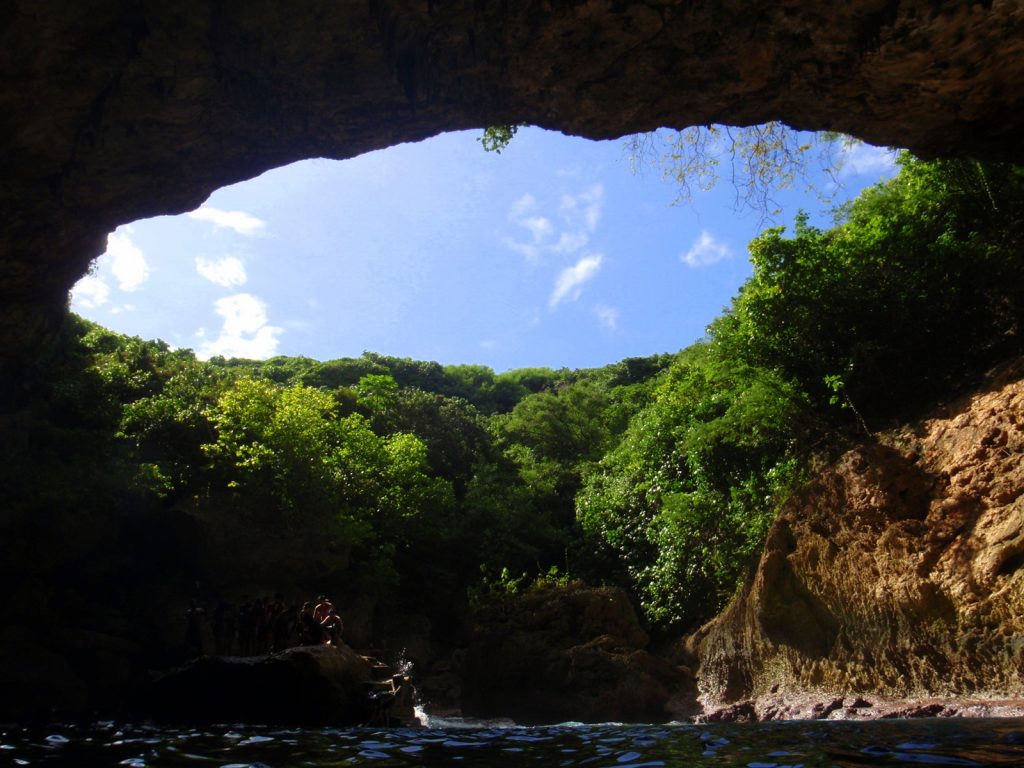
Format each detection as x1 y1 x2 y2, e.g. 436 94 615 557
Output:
184 600 207 658
298 601 320 645
313 595 334 623
320 608 344 647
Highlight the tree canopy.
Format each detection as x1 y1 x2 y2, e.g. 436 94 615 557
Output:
6 155 1023 664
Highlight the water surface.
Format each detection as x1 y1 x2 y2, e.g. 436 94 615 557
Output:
3 716 1024 766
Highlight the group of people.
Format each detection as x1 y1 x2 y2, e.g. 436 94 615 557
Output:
299 596 345 647
185 593 346 658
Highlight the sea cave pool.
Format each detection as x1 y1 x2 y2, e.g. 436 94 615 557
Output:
3 713 1024 767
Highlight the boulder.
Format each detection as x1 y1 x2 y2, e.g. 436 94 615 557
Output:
462 585 689 724
139 644 373 725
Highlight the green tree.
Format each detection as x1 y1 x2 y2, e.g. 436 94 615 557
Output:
712 156 1024 426
577 348 807 630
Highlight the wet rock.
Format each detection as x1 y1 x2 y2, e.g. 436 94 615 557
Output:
699 701 758 723
883 703 949 718
813 698 846 719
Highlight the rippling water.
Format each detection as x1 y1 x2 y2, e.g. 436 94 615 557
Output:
3 716 1024 767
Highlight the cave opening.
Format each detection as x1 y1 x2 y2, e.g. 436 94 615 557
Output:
67 127 897 373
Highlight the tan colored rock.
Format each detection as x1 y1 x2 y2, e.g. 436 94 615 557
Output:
692 360 1024 708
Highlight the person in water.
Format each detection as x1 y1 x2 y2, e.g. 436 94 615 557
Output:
320 608 344 646
367 674 415 726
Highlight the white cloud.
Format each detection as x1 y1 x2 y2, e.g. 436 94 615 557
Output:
509 193 536 218
550 254 603 309
195 255 248 288
595 304 620 330
552 231 589 254
840 143 899 178
578 184 604 232
503 238 542 262
505 184 605 262
681 230 734 268
107 229 150 291
70 275 109 309
196 293 283 360
521 216 554 241
187 206 266 236
479 339 496 350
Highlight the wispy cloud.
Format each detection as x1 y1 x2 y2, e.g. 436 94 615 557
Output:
550 254 603 308
595 304 620 330
187 206 266 236
505 184 605 262
561 184 604 232
681 230 734 268
840 143 899 178
196 293 282 360
71 275 110 309
195 256 248 288
107 229 150 290
509 193 537 219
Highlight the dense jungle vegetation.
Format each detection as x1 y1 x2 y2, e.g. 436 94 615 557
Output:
5 156 1024 658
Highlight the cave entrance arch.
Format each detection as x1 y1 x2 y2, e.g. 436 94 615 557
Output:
2 0 1023 377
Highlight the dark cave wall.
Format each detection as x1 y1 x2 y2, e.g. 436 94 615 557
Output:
1 0 1023 375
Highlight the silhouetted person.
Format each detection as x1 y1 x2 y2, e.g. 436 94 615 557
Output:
271 604 295 652
184 600 206 659
237 599 255 655
299 602 320 645
254 596 270 654
320 608 344 647
367 674 414 726
313 595 334 624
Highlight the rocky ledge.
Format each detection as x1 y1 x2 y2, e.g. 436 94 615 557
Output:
697 694 1024 723
137 644 376 726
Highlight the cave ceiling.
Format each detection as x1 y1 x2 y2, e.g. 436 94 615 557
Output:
1 0 1022 379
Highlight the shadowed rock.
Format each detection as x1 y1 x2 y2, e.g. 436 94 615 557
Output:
463 585 690 724
139 645 374 726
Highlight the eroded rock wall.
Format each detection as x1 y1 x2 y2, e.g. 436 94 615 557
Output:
2 1 1024 375
691 361 1024 706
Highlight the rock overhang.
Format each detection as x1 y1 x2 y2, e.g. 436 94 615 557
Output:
1 0 1022 376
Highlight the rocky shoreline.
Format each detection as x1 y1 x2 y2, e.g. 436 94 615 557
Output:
691 694 1024 724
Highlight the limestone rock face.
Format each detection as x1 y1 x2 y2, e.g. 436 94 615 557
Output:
139 644 373 725
462 585 688 724
2 1 1024 376
691 361 1024 706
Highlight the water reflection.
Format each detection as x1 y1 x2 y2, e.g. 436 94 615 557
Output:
2 717 1024 767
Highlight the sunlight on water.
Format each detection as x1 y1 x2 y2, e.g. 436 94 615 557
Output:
2 718 1024 767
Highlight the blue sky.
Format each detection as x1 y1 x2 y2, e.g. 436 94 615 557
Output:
70 127 897 372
